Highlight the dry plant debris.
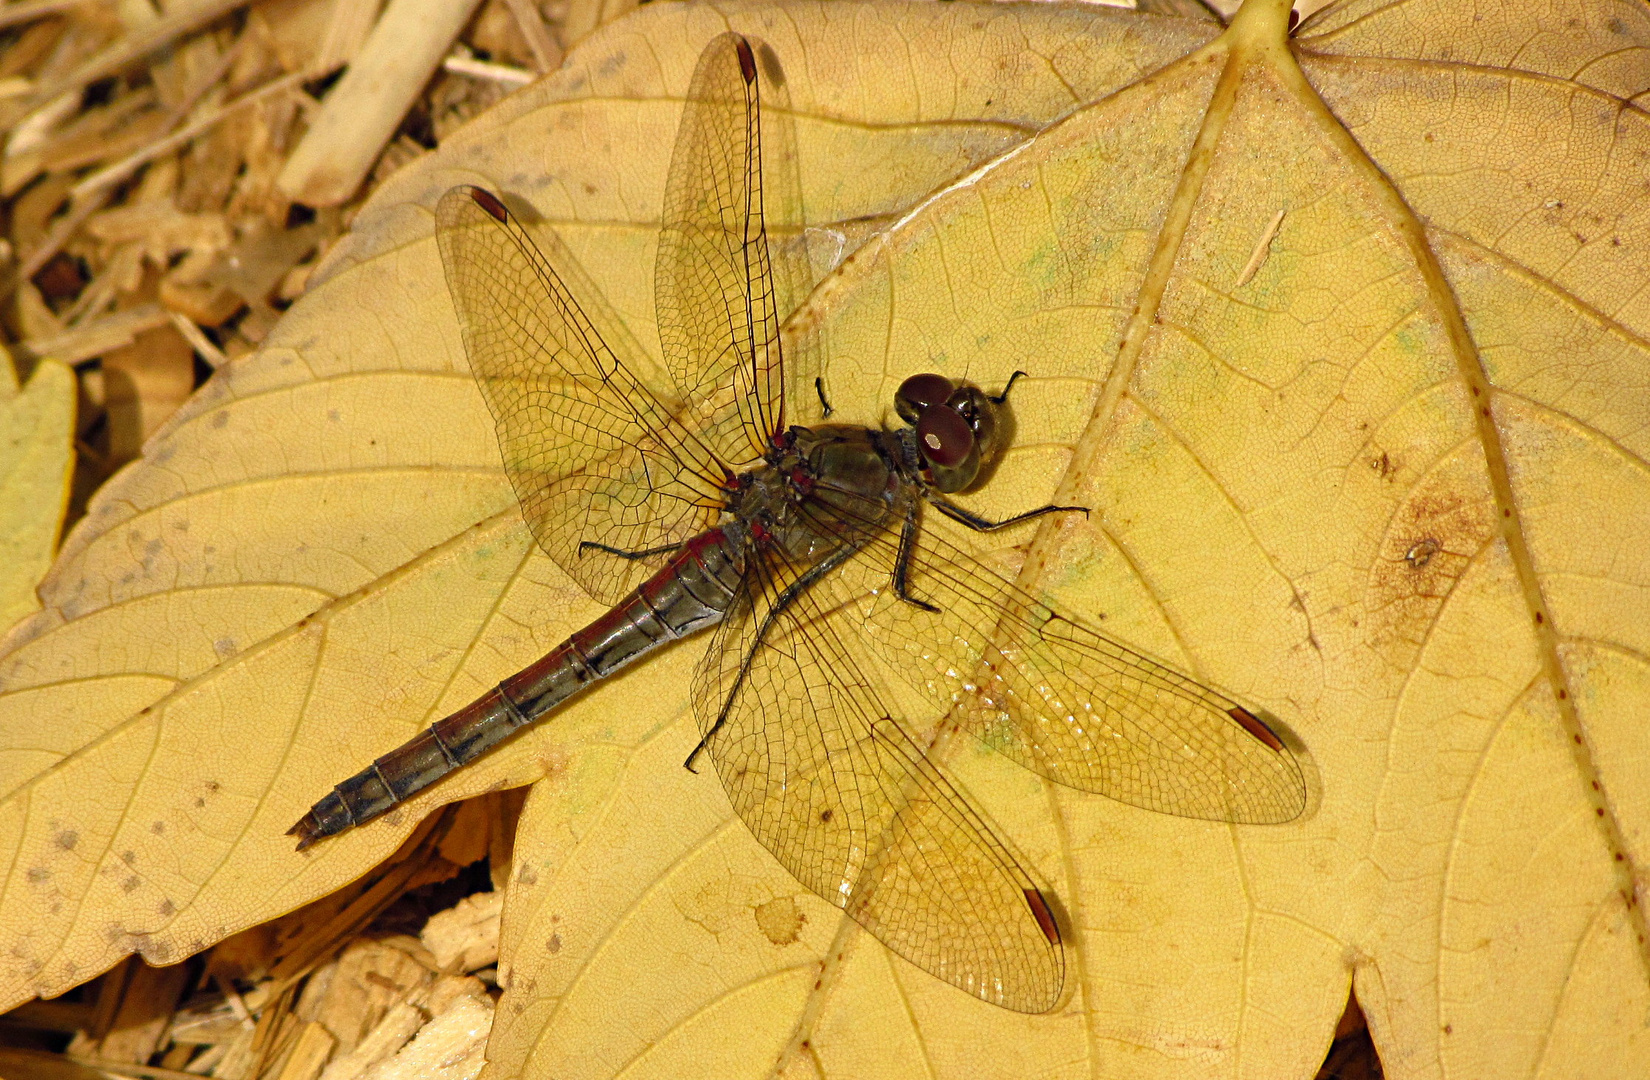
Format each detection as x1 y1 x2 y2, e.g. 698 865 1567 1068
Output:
0 0 608 532
0 0 616 1074
0 788 525 1080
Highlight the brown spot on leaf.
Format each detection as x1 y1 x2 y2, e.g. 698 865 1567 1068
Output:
123 876 140 893
754 896 806 947
55 830 78 850
1364 451 1495 667
547 933 562 953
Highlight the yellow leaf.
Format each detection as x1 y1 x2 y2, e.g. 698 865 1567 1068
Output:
3 0 1648 1077
0 358 74 632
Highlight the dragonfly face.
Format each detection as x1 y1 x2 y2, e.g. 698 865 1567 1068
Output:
893 372 1009 493
291 31 1309 1015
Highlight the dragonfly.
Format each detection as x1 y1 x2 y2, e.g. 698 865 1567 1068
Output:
290 32 1307 1013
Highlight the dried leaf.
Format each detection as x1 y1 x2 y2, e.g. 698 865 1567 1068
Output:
2 0 1647 1077
0 357 73 631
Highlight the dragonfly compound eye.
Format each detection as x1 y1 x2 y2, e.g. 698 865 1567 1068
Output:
916 403 975 467
896 373 955 425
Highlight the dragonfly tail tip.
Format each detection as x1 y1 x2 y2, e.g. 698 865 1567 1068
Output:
287 817 320 850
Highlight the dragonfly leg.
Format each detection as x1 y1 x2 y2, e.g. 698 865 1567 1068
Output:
684 730 713 773
578 539 688 560
926 494 1088 533
685 539 864 773
893 503 941 613
987 369 1028 405
815 376 834 418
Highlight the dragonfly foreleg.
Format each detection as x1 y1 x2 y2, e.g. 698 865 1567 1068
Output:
815 376 834 418
892 503 941 614
578 539 689 560
926 494 1088 533
987 370 1028 405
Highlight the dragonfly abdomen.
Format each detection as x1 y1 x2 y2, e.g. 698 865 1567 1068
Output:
289 529 743 849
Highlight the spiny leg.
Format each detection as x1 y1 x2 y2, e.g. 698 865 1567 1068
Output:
927 495 1088 533
893 503 941 613
578 539 688 560
684 542 861 773
988 369 1028 405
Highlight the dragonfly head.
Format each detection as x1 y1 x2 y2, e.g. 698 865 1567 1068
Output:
894 373 1004 493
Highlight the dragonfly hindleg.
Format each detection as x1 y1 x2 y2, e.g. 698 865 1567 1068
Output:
927 495 1088 533
578 539 689 561
685 540 862 773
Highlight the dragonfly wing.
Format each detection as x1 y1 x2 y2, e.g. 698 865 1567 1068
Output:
656 33 785 466
693 539 1065 1013
436 185 732 606
793 490 1308 825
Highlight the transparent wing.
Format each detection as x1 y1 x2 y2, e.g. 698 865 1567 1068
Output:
694 538 1065 1012
656 32 784 467
436 185 733 606
792 490 1308 825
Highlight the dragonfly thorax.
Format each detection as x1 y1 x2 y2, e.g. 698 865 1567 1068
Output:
722 424 905 565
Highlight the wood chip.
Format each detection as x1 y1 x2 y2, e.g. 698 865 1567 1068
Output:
168 309 229 368
276 0 484 206
271 1022 335 1080
313 1005 422 1080
297 941 433 1054
359 996 491 1080
70 72 304 202
419 892 502 974
0 1046 113 1080
15 303 170 364
502 0 560 71
313 0 384 78
30 0 252 106
91 961 193 1063
441 54 533 86
0 0 94 33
